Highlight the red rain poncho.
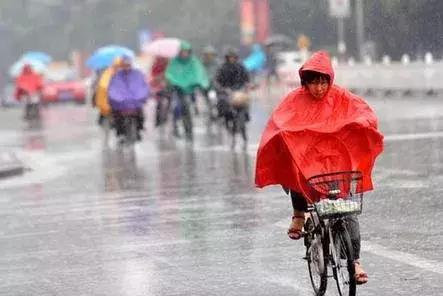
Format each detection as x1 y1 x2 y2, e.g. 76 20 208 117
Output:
150 56 169 94
14 65 43 100
255 51 384 203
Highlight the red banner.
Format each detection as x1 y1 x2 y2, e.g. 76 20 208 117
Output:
240 0 255 45
240 0 270 45
255 0 270 43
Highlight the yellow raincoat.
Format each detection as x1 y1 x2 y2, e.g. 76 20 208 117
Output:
95 59 122 116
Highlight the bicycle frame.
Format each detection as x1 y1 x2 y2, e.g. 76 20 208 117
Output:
305 171 362 296
171 89 194 140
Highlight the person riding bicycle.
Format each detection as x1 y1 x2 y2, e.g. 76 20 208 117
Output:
108 56 149 142
201 45 220 81
150 56 170 127
255 51 384 285
165 41 209 138
94 57 123 126
214 47 251 127
201 45 221 120
264 43 279 87
14 64 43 119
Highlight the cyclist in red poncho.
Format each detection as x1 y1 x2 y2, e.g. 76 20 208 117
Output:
255 51 384 284
14 64 44 119
14 64 43 101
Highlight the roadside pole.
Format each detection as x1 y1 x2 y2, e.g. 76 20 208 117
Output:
355 0 365 61
329 0 351 62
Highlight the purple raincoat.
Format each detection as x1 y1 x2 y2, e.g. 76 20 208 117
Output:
108 69 149 111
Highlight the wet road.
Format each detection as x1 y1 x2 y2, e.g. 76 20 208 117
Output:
1 90 443 295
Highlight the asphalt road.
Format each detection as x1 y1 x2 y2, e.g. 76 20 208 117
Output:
0 88 442 296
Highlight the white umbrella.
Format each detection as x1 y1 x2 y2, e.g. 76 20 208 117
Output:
9 59 47 78
142 38 181 58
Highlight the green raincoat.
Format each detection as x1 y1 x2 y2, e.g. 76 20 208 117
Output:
165 41 209 94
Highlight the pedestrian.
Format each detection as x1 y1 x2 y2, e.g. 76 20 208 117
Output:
255 51 384 285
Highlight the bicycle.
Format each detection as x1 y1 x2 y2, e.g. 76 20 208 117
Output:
154 89 171 127
230 104 248 150
220 89 249 149
205 87 219 124
23 92 41 121
171 87 194 141
303 171 364 296
114 109 142 146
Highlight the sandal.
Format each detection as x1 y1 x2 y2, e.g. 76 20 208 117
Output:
287 215 305 240
354 261 369 285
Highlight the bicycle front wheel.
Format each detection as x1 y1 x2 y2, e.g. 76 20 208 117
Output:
306 224 328 296
124 116 138 144
182 99 193 141
331 225 356 296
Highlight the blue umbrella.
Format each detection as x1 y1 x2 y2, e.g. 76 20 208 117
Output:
243 44 266 73
21 51 52 65
86 45 135 70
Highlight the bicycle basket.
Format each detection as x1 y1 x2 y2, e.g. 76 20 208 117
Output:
307 171 363 218
231 91 250 107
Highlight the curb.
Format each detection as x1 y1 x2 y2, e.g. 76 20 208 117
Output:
0 152 25 179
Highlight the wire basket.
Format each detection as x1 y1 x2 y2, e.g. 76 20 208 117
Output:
231 91 251 107
307 171 364 218
314 195 362 218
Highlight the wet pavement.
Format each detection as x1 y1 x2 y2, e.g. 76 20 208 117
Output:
0 90 443 295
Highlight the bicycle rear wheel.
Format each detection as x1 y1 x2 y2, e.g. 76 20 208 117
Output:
306 225 328 296
331 225 356 296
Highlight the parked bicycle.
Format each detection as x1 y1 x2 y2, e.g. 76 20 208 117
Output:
303 171 364 296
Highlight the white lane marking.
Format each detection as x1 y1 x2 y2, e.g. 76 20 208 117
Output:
193 130 443 157
3 129 441 189
361 241 443 275
274 219 443 275
385 131 443 141
0 240 192 263
0 230 59 240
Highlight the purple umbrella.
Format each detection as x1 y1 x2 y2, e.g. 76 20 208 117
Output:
108 69 149 111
